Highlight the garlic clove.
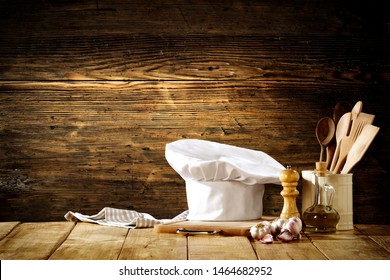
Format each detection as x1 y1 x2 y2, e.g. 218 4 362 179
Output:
260 233 274 244
289 217 302 230
277 230 294 242
281 217 302 238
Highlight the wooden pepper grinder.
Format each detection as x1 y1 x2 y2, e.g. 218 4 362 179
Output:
279 165 300 219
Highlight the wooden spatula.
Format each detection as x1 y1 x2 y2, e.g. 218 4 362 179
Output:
340 124 380 174
333 112 375 173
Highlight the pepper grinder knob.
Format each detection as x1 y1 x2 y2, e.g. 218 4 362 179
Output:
279 165 300 219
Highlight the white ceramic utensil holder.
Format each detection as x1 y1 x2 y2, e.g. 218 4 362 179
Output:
301 170 353 230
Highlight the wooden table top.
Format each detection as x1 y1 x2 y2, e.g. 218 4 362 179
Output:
0 221 389 260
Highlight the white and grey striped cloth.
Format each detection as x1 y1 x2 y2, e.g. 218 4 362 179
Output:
64 207 189 228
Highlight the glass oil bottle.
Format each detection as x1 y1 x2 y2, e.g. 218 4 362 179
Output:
303 162 340 233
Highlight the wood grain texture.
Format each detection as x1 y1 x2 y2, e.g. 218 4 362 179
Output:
188 235 257 260
49 222 128 260
0 222 20 240
252 237 327 260
306 229 390 260
1 81 388 222
0 222 389 260
0 0 389 224
0 222 75 260
1 0 384 37
119 228 187 260
311 237 390 260
355 224 390 252
1 34 388 82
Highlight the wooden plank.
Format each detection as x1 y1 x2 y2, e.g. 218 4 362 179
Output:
251 236 327 260
1 1 389 82
0 222 388 260
355 224 390 235
0 222 20 240
0 0 380 38
119 228 187 260
188 235 257 260
0 34 388 82
0 222 75 260
355 224 390 252
49 222 128 260
307 231 390 260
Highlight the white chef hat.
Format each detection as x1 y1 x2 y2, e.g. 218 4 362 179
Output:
165 139 285 221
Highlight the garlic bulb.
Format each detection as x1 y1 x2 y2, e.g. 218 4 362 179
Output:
270 218 287 235
277 217 302 242
251 217 302 244
250 221 272 243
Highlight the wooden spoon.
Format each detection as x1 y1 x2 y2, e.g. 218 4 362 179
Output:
316 117 335 162
327 101 352 169
329 112 351 172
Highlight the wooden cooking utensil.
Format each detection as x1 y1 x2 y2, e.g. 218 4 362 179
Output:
346 101 363 135
351 101 363 120
331 101 362 172
333 112 375 173
340 124 380 174
327 102 351 169
330 112 351 172
154 217 277 236
316 117 335 162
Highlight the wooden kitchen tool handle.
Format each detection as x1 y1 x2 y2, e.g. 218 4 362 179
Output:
176 228 221 235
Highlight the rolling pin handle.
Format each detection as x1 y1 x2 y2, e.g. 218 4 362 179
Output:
176 228 221 235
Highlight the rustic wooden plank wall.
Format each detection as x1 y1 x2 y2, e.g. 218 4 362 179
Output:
0 0 389 224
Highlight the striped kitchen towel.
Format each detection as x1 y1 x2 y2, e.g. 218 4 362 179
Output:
64 207 189 228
